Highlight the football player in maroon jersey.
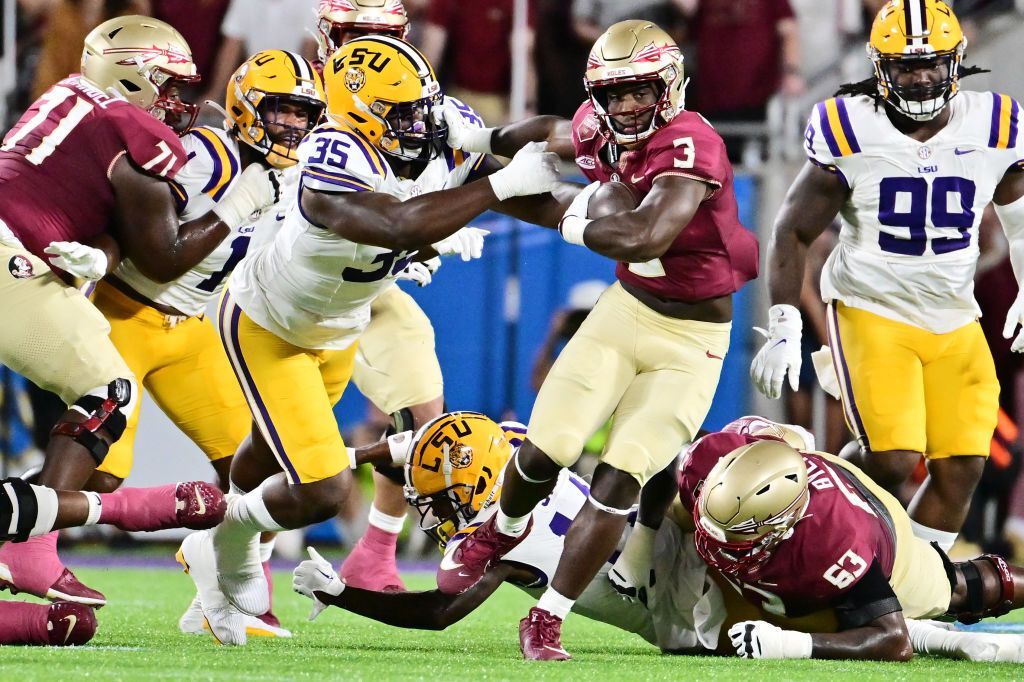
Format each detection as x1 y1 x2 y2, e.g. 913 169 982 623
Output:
0 15 282 606
432 19 759 660
677 426 1024 661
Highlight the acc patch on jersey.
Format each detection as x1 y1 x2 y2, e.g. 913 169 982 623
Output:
8 255 33 279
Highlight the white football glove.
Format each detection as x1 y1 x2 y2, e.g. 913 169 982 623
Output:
386 430 415 466
749 304 803 399
432 227 490 262
1003 288 1024 353
292 546 345 621
728 621 813 659
43 241 108 281
214 163 282 230
396 261 434 287
435 100 494 153
488 141 561 202
558 181 602 246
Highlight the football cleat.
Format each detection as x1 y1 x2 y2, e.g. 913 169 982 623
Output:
179 594 291 638
46 602 98 646
178 595 207 635
0 534 106 607
176 531 247 646
210 496 269 616
435 514 532 594
519 607 571 661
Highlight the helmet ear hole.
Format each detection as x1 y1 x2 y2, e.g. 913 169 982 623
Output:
119 79 141 93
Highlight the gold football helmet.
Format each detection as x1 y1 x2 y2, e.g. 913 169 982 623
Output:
867 0 965 121
721 416 816 451
323 35 445 161
584 20 686 146
404 412 513 548
225 50 326 169
694 439 810 575
314 0 409 63
81 15 200 133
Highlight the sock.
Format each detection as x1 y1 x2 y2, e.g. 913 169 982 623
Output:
536 587 574 620
495 508 530 537
0 601 50 645
82 491 102 526
362 505 404 553
262 558 274 614
911 520 958 552
905 619 1019 662
225 483 287 533
610 522 656 586
0 531 62 595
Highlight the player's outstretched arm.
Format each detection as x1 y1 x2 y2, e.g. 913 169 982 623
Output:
490 116 575 160
729 611 912 662
301 144 560 250
993 169 1024 351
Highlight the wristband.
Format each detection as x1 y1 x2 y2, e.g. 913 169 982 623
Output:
558 215 591 246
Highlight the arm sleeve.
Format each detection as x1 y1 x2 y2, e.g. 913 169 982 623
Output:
299 128 386 195
833 559 902 630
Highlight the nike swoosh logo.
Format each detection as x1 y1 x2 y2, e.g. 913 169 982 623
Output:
439 551 464 571
770 339 787 350
195 488 206 515
316 569 332 580
954 148 976 155
63 614 77 644
630 173 644 184
706 350 723 360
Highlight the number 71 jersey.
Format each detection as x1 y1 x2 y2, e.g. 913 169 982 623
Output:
805 91 1024 333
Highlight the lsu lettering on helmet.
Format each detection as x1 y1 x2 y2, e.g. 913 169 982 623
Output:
867 0 965 121
324 35 446 161
404 412 513 548
314 0 409 63
81 15 200 133
585 20 686 146
226 50 326 169
693 439 810 575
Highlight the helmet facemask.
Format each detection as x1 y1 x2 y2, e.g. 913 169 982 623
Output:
405 482 478 549
871 47 963 121
148 66 200 134
250 95 325 168
588 77 671 147
371 92 447 162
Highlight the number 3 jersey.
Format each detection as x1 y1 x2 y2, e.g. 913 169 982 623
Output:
229 98 486 350
114 126 286 317
805 91 1024 333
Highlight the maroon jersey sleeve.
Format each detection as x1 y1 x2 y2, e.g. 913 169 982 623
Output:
106 106 188 180
677 431 754 512
570 100 603 182
643 112 729 192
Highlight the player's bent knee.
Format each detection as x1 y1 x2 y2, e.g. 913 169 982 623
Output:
527 432 583 470
590 464 642 509
296 472 353 521
50 377 137 465
863 449 920 487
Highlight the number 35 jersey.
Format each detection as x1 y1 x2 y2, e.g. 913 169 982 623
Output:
113 126 285 317
805 91 1024 333
229 98 486 350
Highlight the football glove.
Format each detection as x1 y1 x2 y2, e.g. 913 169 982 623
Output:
432 227 489 262
558 181 601 246
488 141 561 202
435 100 494 153
44 241 107 281
214 163 282 230
396 261 434 287
292 546 345 621
750 304 803 399
1003 288 1024 353
728 621 813 659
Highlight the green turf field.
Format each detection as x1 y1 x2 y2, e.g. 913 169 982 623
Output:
1 559 1022 681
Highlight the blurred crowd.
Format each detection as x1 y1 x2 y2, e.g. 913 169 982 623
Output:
4 0 1024 558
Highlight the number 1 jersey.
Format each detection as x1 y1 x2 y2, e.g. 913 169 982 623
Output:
805 91 1024 333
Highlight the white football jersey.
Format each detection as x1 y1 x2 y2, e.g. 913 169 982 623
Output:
113 126 289 317
443 466 724 652
229 97 486 350
805 91 1024 333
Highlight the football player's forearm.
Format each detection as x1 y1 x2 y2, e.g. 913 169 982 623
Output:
153 214 231 282
809 626 912 662
492 116 571 159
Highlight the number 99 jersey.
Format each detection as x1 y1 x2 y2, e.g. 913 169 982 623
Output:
229 97 486 350
806 91 1024 333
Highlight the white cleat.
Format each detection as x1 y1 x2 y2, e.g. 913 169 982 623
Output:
958 633 1024 663
211 501 268 617
176 531 247 646
180 593 291 638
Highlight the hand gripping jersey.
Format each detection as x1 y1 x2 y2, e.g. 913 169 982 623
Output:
570 101 758 303
806 92 1024 333
0 76 187 258
443 460 725 651
679 431 898 618
229 97 486 350
113 126 288 316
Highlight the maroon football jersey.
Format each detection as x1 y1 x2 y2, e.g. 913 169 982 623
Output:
0 76 188 259
679 431 897 618
571 101 758 303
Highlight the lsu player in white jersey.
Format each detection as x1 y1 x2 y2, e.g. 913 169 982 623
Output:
750 0 1024 551
307 0 468 594
293 412 1024 663
84 50 323 636
176 35 564 645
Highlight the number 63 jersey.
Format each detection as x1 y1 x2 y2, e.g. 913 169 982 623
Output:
805 91 1024 333
229 97 486 350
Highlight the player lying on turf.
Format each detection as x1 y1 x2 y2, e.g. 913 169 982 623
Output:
0 476 224 646
292 413 1024 662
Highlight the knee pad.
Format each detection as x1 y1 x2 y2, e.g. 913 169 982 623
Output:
50 378 135 465
0 477 38 542
942 550 1015 624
